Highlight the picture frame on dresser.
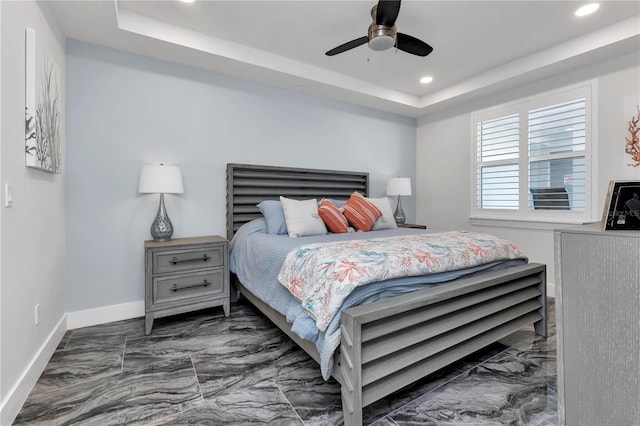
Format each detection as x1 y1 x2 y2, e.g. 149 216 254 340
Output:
602 180 640 230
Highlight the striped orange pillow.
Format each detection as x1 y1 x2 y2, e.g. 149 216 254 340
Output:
318 199 349 233
342 191 382 231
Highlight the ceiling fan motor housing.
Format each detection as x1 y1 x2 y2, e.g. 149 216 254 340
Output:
368 24 397 51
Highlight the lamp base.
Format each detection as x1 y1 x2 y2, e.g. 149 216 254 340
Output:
394 195 406 225
150 193 174 241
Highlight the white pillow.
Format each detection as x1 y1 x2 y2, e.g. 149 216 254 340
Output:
280 196 327 237
367 197 398 230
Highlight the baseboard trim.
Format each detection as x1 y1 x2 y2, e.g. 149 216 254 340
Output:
547 282 556 299
0 315 67 426
66 301 144 330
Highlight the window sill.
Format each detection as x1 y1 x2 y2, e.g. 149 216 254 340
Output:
469 217 599 231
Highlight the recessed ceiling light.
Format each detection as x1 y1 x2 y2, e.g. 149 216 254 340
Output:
179 0 195 3
575 3 599 17
420 76 433 84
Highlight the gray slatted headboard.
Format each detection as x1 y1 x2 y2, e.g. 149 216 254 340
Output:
226 163 369 240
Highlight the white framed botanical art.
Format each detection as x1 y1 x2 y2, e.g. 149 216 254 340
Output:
25 27 62 174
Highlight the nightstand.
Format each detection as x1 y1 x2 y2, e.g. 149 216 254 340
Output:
144 236 229 335
398 223 427 229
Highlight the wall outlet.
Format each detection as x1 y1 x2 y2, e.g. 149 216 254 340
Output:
35 304 40 326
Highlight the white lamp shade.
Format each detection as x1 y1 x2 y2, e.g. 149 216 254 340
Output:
386 177 412 196
138 164 184 194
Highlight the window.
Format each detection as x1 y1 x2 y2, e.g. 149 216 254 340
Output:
472 82 596 223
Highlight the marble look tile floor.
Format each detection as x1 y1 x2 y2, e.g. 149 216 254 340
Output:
14 299 557 425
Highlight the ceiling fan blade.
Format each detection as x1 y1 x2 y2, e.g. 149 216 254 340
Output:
396 33 433 57
325 36 369 56
376 0 401 27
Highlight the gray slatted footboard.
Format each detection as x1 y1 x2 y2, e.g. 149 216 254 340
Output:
338 263 546 425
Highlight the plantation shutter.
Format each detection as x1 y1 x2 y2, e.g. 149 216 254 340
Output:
528 98 586 211
475 114 520 209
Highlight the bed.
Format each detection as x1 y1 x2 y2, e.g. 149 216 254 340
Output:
226 163 547 425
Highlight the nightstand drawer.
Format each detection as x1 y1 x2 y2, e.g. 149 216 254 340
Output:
153 246 224 274
153 269 225 305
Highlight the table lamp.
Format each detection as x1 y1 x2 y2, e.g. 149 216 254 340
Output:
138 164 184 241
386 177 411 225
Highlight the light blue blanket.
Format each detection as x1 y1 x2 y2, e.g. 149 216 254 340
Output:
229 219 526 379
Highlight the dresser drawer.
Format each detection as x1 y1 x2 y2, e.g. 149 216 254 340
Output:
153 246 224 274
152 269 225 305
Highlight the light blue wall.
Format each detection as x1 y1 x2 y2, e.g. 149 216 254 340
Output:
65 41 417 312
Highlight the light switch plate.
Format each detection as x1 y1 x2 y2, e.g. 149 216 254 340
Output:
5 183 12 207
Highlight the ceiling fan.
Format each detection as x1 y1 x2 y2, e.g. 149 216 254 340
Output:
325 0 433 57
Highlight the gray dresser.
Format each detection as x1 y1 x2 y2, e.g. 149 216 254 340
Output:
145 235 229 334
554 224 640 426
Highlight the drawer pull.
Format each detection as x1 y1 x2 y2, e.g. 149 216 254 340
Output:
172 280 210 292
170 254 210 265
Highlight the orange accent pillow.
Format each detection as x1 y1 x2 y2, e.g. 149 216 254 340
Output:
342 192 382 231
318 199 349 233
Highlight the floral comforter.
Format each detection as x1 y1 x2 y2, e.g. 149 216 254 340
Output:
278 231 526 331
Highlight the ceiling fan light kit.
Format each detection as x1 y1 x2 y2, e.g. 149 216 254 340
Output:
326 0 433 57
368 24 396 51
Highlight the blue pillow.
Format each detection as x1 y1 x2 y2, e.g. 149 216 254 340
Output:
257 200 288 235
328 199 347 208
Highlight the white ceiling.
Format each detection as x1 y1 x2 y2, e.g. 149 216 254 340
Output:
49 0 640 117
